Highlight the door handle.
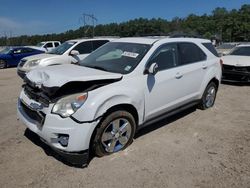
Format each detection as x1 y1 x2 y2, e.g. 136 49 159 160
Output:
175 72 183 79
202 64 207 69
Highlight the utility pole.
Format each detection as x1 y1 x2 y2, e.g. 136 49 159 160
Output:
79 13 98 38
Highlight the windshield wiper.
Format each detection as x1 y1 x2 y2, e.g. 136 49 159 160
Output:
84 65 108 72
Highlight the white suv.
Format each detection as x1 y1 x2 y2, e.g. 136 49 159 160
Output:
17 37 222 166
17 38 115 79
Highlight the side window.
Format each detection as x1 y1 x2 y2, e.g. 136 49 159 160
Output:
150 43 178 71
178 43 206 65
21 48 34 53
45 43 53 48
73 41 93 54
93 40 109 50
54 42 60 47
202 42 219 57
13 49 22 54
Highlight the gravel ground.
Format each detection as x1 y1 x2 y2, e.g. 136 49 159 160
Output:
0 68 249 188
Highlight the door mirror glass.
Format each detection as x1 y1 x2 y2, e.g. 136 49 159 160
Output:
69 50 80 56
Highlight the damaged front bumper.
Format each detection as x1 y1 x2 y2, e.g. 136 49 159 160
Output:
222 64 250 82
222 70 250 82
17 92 98 166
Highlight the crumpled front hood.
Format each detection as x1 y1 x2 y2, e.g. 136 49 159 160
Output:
25 64 123 88
222 55 250 66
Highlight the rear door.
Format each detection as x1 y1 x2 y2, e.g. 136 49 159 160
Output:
174 42 208 102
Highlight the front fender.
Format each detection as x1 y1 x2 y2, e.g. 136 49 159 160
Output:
72 85 145 124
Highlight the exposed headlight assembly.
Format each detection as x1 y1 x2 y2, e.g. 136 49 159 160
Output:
52 93 88 118
25 59 41 68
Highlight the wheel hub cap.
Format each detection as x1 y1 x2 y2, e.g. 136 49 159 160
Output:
101 118 132 153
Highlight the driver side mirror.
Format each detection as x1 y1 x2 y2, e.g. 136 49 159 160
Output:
144 62 159 75
69 50 80 56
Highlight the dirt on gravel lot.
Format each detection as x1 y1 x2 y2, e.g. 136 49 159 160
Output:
0 68 249 188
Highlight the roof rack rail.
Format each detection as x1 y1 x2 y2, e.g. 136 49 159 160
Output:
137 33 169 37
169 33 203 38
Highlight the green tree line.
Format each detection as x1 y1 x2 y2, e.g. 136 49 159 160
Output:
0 4 249 46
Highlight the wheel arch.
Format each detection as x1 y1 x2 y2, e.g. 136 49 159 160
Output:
89 103 139 152
208 77 219 89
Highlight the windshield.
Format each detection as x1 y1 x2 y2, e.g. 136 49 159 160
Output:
229 46 250 56
36 42 45 47
79 42 151 74
0 47 12 54
217 43 237 49
48 41 76 55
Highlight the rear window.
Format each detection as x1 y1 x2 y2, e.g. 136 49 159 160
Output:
202 43 219 57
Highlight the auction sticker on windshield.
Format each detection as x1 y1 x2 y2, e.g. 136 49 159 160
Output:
122 51 139 58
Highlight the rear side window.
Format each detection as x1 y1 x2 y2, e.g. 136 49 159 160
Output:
21 48 34 53
54 42 60 47
202 43 219 57
93 40 109 50
73 41 93 54
178 43 206 65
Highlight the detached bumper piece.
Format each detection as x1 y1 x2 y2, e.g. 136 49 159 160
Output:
39 136 90 167
52 147 90 167
222 64 250 82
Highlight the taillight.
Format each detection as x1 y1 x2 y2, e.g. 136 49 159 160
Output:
220 59 223 68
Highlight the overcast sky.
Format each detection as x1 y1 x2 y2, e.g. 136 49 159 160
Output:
0 0 249 37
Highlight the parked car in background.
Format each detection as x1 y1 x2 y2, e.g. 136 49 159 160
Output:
216 43 239 56
0 47 44 69
17 37 221 165
222 44 250 82
29 41 61 52
17 37 116 79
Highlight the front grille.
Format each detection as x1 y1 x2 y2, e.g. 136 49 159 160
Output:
223 64 250 73
24 84 50 107
20 100 45 125
19 59 27 67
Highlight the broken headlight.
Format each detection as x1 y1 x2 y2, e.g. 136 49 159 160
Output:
52 93 88 118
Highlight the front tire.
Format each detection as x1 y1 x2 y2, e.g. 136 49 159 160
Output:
93 110 136 157
199 82 218 110
0 59 6 69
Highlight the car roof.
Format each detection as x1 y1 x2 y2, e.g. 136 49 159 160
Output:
112 37 211 45
40 41 60 43
68 37 119 43
237 44 250 47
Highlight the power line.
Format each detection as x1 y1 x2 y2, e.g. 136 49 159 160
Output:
79 13 98 37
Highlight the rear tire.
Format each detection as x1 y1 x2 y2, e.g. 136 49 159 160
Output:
93 110 136 157
199 82 218 110
0 59 6 69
